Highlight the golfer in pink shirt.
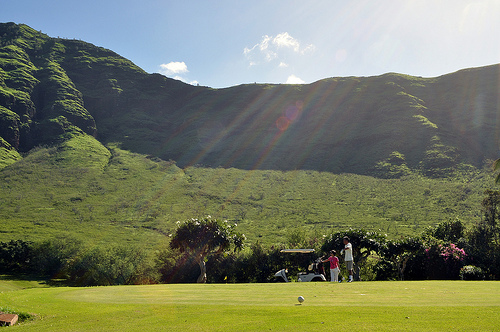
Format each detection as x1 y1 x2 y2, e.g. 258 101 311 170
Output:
322 250 340 282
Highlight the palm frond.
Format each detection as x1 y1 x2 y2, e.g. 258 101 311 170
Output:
494 159 500 184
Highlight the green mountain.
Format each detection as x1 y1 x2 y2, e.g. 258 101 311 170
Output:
0 23 498 246
1 22 499 176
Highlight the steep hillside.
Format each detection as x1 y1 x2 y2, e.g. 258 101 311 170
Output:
0 22 499 178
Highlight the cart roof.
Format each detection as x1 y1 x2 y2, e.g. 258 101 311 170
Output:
280 249 315 253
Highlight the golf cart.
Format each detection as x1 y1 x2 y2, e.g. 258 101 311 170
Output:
273 249 327 282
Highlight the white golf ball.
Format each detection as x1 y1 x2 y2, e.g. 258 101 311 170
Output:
298 296 304 303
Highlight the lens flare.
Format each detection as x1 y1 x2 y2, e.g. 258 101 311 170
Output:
276 116 291 131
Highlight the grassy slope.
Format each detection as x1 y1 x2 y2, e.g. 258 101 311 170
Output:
0 134 181 246
0 142 21 168
0 134 493 248
1 281 499 331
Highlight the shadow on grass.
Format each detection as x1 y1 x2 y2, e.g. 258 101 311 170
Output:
0 273 70 287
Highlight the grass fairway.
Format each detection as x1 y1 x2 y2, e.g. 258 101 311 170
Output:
1 281 499 331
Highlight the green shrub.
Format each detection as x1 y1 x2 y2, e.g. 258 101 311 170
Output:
155 245 200 283
29 238 82 278
0 240 33 273
373 259 397 280
425 218 465 243
66 244 158 286
460 265 486 280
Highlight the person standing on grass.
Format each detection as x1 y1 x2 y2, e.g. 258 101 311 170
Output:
322 250 340 282
341 236 354 282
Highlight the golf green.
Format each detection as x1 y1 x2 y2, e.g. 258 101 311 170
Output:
1 281 499 331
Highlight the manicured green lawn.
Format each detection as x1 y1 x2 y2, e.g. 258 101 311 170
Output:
1 281 499 331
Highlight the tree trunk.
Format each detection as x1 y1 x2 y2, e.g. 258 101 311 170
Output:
396 257 409 281
197 257 207 283
354 256 366 281
353 263 361 281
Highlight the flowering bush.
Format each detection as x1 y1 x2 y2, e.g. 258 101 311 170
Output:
438 243 467 262
425 242 467 279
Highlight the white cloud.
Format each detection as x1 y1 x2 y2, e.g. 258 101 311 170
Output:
301 43 316 55
264 49 278 62
172 75 199 86
159 61 189 76
273 32 300 52
279 62 288 68
158 62 198 85
244 32 315 67
260 35 272 51
243 46 254 55
285 75 305 84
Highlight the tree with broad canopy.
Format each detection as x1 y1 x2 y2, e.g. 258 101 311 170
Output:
170 216 245 283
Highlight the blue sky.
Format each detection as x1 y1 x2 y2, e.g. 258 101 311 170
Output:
2 0 500 88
